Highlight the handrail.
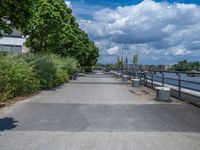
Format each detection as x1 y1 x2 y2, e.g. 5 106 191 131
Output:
111 69 200 98
139 72 200 97
152 75 200 84
111 68 200 75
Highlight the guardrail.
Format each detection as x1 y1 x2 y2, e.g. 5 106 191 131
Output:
139 71 200 96
110 69 200 102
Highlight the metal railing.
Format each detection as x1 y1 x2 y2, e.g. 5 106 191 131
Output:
111 68 200 99
138 71 200 99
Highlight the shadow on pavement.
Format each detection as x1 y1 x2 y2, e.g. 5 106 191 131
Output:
0 117 18 131
45 85 65 91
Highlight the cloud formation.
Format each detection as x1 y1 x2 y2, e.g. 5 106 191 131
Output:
65 1 72 8
79 0 200 64
107 46 120 55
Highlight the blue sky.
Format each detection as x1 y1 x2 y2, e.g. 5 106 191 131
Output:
70 0 200 7
66 0 200 64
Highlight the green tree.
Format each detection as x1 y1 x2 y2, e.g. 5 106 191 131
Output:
25 0 99 66
0 0 36 37
25 0 73 53
116 56 122 69
170 60 200 71
133 53 138 64
83 41 99 66
63 27 99 66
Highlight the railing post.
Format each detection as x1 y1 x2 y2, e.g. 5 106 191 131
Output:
176 73 181 98
145 73 148 86
160 71 164 86
151 72 154 89
140 72 145 85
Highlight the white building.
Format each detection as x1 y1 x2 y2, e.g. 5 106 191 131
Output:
0 29 28 53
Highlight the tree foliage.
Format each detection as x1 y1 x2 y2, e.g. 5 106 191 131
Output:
0 0 35 37
133 53 138 64
25 0 99 66
170 60 200 71
116 56 123 68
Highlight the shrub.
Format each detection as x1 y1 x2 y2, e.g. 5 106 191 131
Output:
23 53 78 89
64 57 78 76
0 52 78 101
24 54 59 89
84 66 93 73
49 54 69 86
0 55 40 101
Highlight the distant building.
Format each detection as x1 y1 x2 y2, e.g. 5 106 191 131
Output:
0 29 28 53
123 64 171 71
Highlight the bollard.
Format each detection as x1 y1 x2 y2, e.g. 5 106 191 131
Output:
132 79 140 87
155 87 171 102
117 73 122 78
122 75 128 81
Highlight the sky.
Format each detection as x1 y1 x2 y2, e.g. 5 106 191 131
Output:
65 0 200 64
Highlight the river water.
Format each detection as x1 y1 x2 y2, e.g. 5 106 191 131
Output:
152 72 200 92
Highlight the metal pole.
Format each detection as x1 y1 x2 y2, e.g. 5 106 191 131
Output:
176 73 181 98
145 73 148 85
161 71 164 86
11 46 13 53
151 72 154 89
121 48 124 75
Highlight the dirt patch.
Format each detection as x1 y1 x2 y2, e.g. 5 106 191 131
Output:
0 92 39 108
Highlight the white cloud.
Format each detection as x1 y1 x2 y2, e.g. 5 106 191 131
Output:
162 24 176 33
78 0 200 63
174 48 191 56
107 46 119 55
65 1 72 8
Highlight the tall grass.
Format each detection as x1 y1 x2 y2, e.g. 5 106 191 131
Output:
0 54 40 100
23 53 78 89
0 53 78 101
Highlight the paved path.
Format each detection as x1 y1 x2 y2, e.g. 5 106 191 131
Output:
0 71 200 150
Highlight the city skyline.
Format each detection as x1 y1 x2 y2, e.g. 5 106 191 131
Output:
66 0 200 64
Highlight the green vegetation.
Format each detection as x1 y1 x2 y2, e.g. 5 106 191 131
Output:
0 54 40 100
24 0 99 67
116 57 123 69
1 0 99 67
170 60 200 71
22 53 78 89
0 0 99 101
133 53 138 64
0 0 36 37
0 53 78 101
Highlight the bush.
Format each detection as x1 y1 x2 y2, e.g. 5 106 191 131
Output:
64 57 79 76
84 66 93 73
103 67 111 72
23 53 78 89
0 55 40 101
0 52 78 101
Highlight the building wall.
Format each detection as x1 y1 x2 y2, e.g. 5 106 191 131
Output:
0 29 27 53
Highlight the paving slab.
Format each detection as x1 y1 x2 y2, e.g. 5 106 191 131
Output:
0 131 200 150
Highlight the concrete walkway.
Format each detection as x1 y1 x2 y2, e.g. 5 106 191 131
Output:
0 71 200 150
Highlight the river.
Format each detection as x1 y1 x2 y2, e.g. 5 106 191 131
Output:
152 72 200 92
